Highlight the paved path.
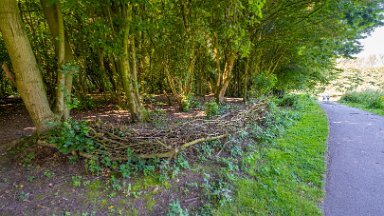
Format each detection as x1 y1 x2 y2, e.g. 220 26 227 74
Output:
321 102 384 216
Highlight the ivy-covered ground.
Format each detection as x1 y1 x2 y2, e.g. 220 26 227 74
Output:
0 95 328 215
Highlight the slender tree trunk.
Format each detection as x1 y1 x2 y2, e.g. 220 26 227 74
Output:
40 0 73 120
56 4 66 118
184 44 196 95
98 50 110 92
243 58 249 101
215 52 236 103
213 33 221 91
118 12 143 122
0 0 54 133
131 36 142 108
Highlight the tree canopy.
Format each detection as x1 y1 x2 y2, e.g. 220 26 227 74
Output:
0 0 383 131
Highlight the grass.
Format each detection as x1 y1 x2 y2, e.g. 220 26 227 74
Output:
217 96 328 215
340 90 384 116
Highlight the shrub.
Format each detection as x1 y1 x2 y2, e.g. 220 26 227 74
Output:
249 72 277 97
277 94 300 108
276 94 311 110
167 200 189 216
180 97 190 112
47 119 95 154
205 100 219 117
341 90 384 109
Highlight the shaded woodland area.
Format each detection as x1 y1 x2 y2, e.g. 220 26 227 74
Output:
0 0 383 215
1 0 382 131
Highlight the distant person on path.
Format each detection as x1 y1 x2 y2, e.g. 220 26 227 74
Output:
323 93 330 101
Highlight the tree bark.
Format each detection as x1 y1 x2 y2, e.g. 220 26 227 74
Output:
40 0 73 120
1 63 15 85
118 11 143 122
0 0 54 134
215 52 236 103
242 58 249 102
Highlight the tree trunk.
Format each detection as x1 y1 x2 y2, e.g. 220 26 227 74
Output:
98 50 110 92
243 58 249 102
0 0 54 134
118 14 143 122
164 62 183 106
40 0 73 120
215 52 236 103
131 36 142 108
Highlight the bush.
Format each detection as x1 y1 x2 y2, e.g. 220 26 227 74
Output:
341 90 384 109
180 97 190 112
78 95 95 110
205 100 219 117
277 94 300 108
47 119 95 154
276 94 311 110
249 72 277 97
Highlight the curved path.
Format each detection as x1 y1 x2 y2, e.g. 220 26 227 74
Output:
321 102 384 216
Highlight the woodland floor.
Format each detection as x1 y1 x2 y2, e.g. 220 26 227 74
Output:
0 95 236 215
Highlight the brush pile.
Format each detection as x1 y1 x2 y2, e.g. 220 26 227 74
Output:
83 102 268 160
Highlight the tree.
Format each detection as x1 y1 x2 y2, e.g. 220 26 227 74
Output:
40 0 75 120
0 0 54 133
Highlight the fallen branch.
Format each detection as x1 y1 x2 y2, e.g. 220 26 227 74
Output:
138 134 228 159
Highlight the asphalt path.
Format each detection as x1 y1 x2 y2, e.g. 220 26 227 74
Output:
321 102 384 216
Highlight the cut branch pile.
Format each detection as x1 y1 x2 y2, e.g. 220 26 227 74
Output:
82 102 268 160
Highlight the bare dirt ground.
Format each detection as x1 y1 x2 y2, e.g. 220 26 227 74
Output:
0 97 34 147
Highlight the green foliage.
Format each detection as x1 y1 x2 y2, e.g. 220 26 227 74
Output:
167 200 189 216
341 90 384 109
43 170 55 179
276 94 300 108
276 94 312 110
27 176 35 183
204 101 219 117
16 191 30 202
249 72 277 97
77 95 95 111
86 158 102 175
201 173 232 207
47 119 95 154
119 163 131 179
71 176 82 187
180 97 191 112
21 152 36 167
140 108 152 122
171 154 190 178
217 96 328 215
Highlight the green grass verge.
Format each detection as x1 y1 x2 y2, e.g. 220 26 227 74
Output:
339 101 384 116
340 90 384 116
217 98 328 215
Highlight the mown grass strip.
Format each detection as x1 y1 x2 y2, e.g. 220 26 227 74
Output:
340 101 384 116
218 98 328 215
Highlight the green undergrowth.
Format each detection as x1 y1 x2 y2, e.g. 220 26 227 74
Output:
15 94 328 214
217 95 328 215
340 90 384 115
